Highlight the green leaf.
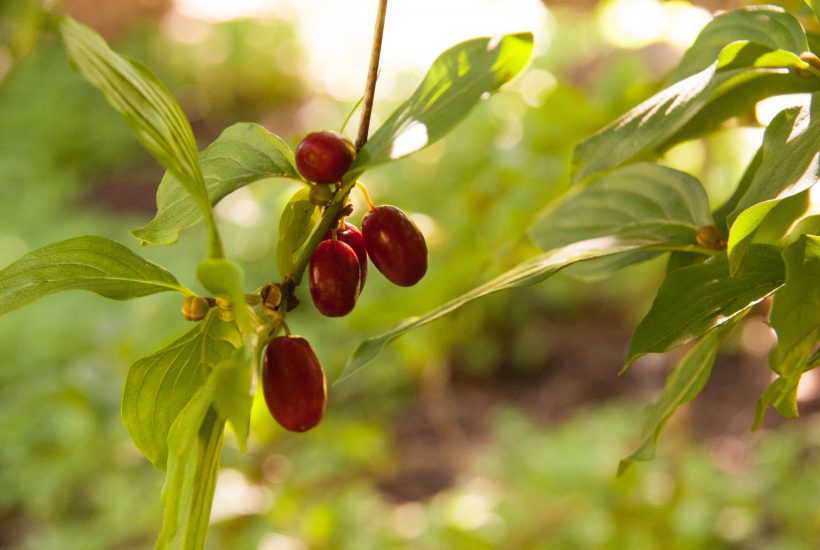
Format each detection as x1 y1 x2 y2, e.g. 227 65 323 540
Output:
0 236 188 317
276 188 320 278
626 245 784 368
211 351 252 452
806 1 820 22
671 5 808 82
713 146 763 235
156 385 223 550
727 92 820 273
58 16 223 258
573 42 818 184
618 317 743 475
121 311 240 468
754 235 820 428
341 237 652 382
133 123 299 246
784 214 820 244
354 32 533 171
530 163 713 277
196 258 249 332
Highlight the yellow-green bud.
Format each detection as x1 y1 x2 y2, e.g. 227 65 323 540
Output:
181 296 210 321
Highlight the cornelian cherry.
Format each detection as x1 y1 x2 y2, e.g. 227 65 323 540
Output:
262 336 327 432
309 239 361 317
295 131 356 183
324 222 368 288
361 205 428 287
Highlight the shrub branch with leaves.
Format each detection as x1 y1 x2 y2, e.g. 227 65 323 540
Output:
1 1 819 548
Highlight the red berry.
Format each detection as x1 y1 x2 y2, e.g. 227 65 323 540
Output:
323 222 368 289
361 205 428 287
309 239 361 317
262 336 327 432
295 131 356 183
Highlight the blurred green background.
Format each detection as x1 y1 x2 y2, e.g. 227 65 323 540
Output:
2 0 820 548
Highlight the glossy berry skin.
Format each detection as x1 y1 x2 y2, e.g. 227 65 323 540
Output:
309 239 361 317
324 222 368 288
362 205 428 287
295 131 356 183
262 336 327 432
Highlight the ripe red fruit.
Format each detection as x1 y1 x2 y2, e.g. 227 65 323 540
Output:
309 239 361 317
323 222 368 288
262 336 327 432
295 131 356 183
361 205 428 287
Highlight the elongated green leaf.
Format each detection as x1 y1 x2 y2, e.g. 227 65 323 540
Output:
671 5 808 82
133 123 299 246
121 311 240 468
754 235 820 428
156 384 223 550
573 41 817 183
619 317 743 475
211 352 252 452
58 16 224 257
627 245 784 367
0 236 188 316
276 188 320 278
341 237 652 381
354 33 533 171
727 93 820 273
530 163 713 277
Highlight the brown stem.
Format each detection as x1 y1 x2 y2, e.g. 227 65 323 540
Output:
355 0 388 150
273 0 389 324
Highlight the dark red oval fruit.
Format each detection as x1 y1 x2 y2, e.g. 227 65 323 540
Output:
309 239 361 316
295 131 356 183
324 222 368 288
361 205 428 287
263 336 327 432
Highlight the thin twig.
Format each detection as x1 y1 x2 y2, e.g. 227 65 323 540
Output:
355 0 388 150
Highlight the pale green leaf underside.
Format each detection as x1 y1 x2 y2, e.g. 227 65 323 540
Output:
627 245 785 366
121 312 240 468
671 5 807 82
619 317 743 475
0 236 187 317
727 93 820 273
754 235 820 427
341 237 651 382
354 32 533 172
276 188 320 278
531 162 712 251
156 384 223 550
573 41 816 184
58 17 209 222
133 123 299 246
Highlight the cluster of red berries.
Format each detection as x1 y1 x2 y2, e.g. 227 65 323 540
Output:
261 130 428 432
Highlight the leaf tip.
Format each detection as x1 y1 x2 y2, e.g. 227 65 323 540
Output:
619 354 640 375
